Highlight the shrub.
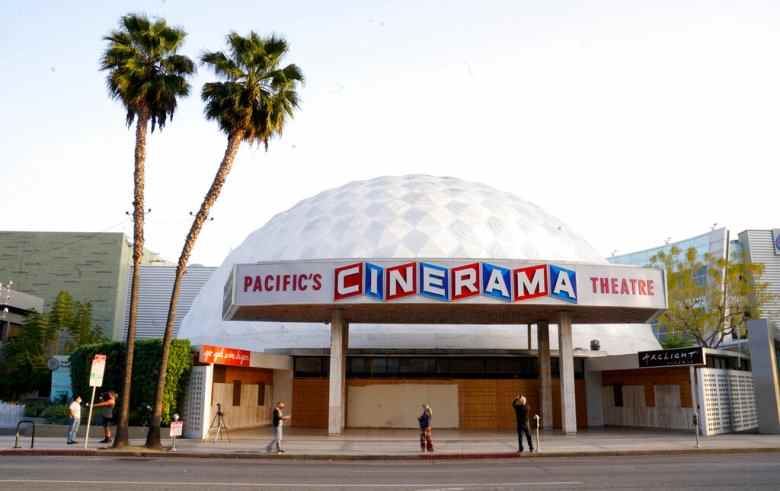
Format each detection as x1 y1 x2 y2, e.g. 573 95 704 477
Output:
23 400 49 418
69 339 192 426
41 404 69 424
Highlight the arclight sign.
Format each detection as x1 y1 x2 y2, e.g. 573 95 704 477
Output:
223 258 667 322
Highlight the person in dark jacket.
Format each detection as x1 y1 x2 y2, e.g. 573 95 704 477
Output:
266 401 290 453
418 404 434 452
512 394 534 453
92 391 117 444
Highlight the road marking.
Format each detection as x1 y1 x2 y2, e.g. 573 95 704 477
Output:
0 479 582 488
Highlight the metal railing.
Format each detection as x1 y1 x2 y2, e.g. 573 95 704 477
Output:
13 420 35 449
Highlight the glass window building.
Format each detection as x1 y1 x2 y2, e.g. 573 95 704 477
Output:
608 228 731 341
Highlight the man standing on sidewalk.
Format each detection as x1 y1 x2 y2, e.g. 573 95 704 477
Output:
512 394 534 453
66 395 82 445
266 401 290 454
92 391 117 444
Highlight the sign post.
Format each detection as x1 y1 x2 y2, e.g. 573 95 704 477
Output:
169 414 183 452
83 354 106 449
690 365 702 449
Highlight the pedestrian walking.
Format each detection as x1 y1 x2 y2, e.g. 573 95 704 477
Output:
92 390 117 444
266 401 290 453
418 403 434 452
512 394 534 453
66 395 82 445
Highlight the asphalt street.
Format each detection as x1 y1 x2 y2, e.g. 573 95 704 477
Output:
0 452 778 490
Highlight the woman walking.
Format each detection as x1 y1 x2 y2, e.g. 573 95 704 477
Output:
418 404 434 452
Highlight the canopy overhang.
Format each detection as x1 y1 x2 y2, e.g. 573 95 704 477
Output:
223 258 667 325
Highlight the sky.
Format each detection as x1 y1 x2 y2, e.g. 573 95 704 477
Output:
1 1 779 266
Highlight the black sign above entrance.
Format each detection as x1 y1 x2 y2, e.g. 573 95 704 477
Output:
638 347 705 368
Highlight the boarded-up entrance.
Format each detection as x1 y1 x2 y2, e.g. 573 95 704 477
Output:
292 377 587 430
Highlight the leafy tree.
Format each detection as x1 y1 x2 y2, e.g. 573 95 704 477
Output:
0 292 107 400
100 13 195 449
47 291 74 355
64 302 106 352
145 31 303 448
659 332 696 349
650 246 772 348
0 312 49 400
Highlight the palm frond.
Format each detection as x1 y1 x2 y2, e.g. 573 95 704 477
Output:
100 13 195 130
201 32 303 145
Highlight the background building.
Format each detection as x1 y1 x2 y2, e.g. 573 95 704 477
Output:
0 231 171 340
609 228 730 270
0 285 43 343
739 230 780 339
121 264 217 339
609 227 780 342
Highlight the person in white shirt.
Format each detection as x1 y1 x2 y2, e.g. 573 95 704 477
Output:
67 396 82 445
266 401 291 453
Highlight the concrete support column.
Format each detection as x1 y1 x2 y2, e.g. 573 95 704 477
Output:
537 321 553 430
328 310 348 435
748 319 780 434
558 312 577 435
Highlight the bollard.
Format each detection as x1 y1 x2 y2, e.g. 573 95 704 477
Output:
13 420 35 449
534 414 541 453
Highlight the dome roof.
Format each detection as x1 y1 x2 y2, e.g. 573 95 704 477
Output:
235 174 605 262
178 175 660 354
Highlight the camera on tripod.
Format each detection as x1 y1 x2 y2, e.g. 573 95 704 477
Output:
209 402 229 443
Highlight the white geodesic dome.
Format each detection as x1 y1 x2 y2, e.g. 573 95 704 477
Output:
178 175 660 354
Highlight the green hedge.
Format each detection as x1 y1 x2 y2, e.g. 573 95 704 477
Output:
69 339 192 426
41 404 70 424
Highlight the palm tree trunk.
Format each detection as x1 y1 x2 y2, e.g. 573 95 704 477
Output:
146 131 242 448
114 109 149 449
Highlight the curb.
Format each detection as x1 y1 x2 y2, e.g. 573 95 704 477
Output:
2 447 780 461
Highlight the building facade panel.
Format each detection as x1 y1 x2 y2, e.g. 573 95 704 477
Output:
0 231 130 339
121 265 216 339
740 230 780 335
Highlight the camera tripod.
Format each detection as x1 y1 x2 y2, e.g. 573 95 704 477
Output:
209 403 230 443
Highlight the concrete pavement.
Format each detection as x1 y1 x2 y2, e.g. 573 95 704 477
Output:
3 427 780 459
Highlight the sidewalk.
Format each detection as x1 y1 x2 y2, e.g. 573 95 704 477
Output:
3 427 780 460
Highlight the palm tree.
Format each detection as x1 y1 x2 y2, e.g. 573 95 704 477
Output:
100 13 194 448
145 31 303 448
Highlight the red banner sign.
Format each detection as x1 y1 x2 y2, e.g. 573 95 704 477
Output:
199 345 251 367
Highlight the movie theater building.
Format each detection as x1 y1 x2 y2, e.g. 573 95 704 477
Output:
176 175 695 437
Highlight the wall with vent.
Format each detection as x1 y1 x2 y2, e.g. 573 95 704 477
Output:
697 368 758 435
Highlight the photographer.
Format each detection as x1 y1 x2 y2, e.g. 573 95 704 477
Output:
92 390 117 444
512 394 534 453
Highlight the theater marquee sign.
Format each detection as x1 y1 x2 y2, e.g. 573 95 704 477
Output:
222 259 667 324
